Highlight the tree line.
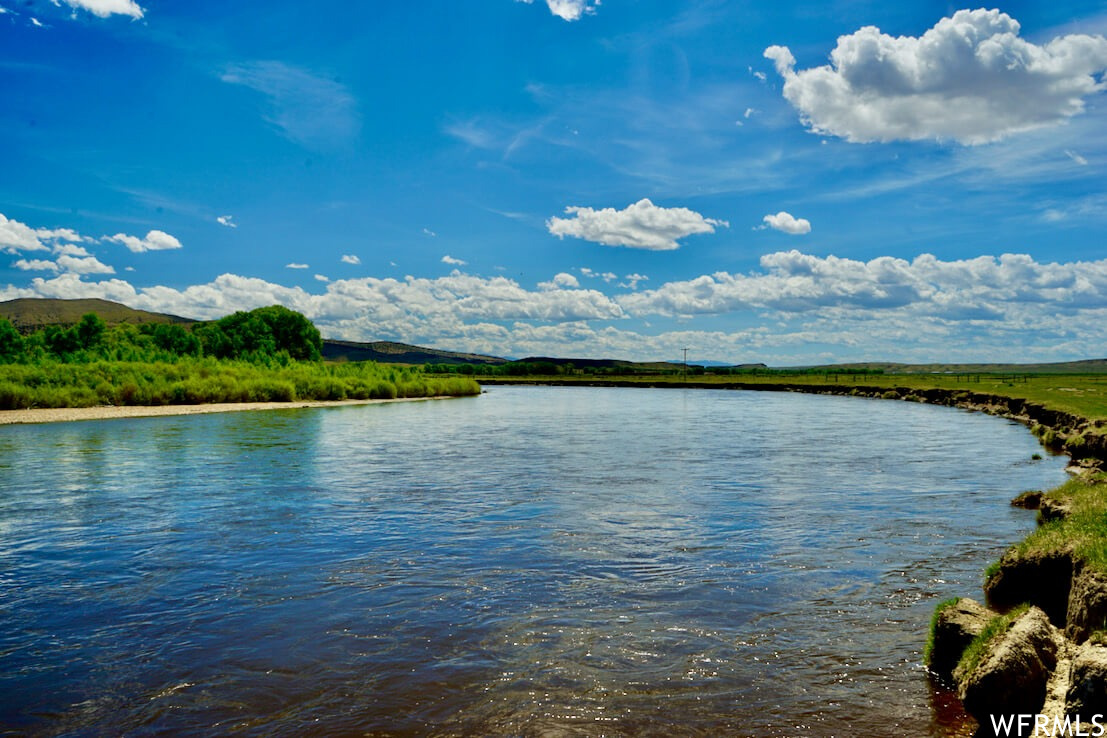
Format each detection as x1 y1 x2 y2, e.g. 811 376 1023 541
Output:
0 305 481 409
0 305 322 365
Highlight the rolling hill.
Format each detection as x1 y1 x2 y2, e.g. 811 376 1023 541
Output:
0 297 194 332
321 339 505 365
0 298 506 365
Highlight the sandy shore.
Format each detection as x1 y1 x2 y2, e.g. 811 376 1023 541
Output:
0 396 460 425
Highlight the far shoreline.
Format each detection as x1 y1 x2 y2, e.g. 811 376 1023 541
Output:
0 394 468 426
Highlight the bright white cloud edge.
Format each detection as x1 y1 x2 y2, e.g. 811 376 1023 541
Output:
765 8 1107 144
762 211 811 235
515 0 600 22
547 198 728 251
62 0 144 19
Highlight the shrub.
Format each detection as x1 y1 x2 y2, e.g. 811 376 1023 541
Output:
0 381 33 409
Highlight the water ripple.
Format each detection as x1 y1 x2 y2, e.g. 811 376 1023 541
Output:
0 387 1066 737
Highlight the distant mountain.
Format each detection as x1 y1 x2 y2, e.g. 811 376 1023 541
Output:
0 298 194 333
322 339 505 365
516 355 682 371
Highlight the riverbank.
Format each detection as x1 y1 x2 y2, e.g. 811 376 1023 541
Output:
0 394 465 425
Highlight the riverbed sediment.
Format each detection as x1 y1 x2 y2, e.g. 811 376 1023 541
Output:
0 394 461 425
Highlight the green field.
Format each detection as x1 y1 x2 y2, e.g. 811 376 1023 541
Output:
471 371 1107 424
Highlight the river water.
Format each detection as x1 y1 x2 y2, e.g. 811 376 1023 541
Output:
0 386 1069 736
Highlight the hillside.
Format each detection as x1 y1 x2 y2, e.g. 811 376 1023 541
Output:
322 339 505 365
0 298 193 333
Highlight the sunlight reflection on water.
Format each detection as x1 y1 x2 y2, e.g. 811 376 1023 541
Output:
0 386 1069 736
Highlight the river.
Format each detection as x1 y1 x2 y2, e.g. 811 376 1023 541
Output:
0 386 1070 736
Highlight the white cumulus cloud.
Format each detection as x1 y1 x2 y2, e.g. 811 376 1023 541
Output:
547 198 728 251
538 272 580 291
341 254 361 265
10 252 1107 363
761 211 811 235
442 255 467 266
13 259 58 272
620 250 1107 321
765 8 1107 144
0 213 49 254
516 0 600 22
60 0 143 18
107 229 182 253
56 254 115 275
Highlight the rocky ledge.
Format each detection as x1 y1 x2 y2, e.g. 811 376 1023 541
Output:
929 486 1107 736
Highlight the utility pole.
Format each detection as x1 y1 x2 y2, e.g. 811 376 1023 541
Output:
682 347 689 383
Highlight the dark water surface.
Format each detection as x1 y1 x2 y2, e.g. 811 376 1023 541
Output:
0 386 1069 736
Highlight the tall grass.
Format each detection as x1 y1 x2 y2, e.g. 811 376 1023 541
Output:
0 358 479 409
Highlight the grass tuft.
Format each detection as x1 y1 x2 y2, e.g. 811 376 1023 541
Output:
924 597 962 667
956 604 1030 680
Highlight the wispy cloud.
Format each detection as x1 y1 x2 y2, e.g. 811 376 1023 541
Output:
221 61 360 152
1066 150 1090 166
442 255 467 266
217 215 237 228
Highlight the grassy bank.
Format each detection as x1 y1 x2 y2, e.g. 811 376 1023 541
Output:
470 372 1107 636
0 358 480 409
471 372 1107 422
996 476 1107 575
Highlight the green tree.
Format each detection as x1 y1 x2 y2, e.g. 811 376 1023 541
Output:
251 305 321 361
140 323 201 357
195 306 322 362
0 318 23 362
193 322 233 359
74 313 107 351
44 325 79 357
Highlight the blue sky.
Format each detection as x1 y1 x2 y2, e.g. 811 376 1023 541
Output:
2 0 1106 364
